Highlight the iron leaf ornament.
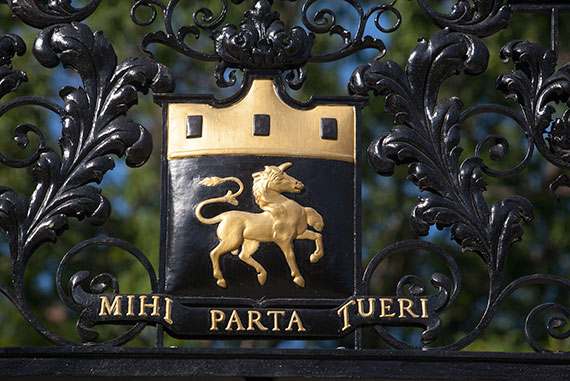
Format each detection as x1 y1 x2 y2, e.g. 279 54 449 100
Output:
498 40 570 170
350 28 533 283
350 26 569 351
7 0 101 29
19 21 173 258
0 18 172 344
0 33 27 99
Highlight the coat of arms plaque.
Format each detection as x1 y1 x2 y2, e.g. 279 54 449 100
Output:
76 1 444 341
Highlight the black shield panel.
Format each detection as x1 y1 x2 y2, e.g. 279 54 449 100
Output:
160 77 363 305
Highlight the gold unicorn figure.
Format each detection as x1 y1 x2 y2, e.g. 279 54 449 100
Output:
195 162 324 288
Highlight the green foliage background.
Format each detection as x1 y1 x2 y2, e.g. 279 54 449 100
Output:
0 0 568 351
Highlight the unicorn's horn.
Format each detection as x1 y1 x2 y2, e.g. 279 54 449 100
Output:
278 162 293 171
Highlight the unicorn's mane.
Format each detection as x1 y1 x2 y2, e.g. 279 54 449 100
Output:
252 166 284 212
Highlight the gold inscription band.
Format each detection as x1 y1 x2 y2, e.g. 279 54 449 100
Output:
167 79 356 163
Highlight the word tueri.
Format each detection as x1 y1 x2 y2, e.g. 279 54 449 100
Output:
337 297 430 331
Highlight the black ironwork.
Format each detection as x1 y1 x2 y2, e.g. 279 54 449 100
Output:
131 0 393 89
0 2 173 346
0 0 568 377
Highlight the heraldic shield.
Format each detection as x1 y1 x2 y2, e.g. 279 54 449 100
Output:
159 75 364 306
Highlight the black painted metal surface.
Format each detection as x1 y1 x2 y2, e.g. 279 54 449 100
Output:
0 348 569 379
0 0 568 377
166 155 356 299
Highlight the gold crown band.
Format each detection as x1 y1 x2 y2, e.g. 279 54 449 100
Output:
166 80 356 163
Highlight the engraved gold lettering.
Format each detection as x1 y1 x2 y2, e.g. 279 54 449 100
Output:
139 295 160 317
247 310 268 331
210 310 225 331
267 310 286 331
285 311 306 332
357 297 375 318
126 295 135 316
379 298 396 318
337 300 356 331
164 297 174 325
196 162 324 290
225 310 245 331
398 298 419 318
420 298 429 318
99 295 122 316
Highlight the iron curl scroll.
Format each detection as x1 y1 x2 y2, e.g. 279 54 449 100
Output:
460 103 534 178
415 0 512 37
362 240 461 348
55 237 158 346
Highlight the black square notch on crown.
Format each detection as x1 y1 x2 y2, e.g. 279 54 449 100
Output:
186 115 203 138
253 114 270 136
320 118 338 140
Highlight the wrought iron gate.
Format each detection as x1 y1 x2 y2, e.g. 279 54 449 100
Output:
0 0 568 378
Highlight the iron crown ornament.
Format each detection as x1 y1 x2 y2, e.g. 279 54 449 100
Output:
132 0 392 89
212 0 315 88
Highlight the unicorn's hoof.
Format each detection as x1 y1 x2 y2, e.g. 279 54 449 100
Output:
310 252 323 263
216 279 227 288
257 272 267 285
293 276 305 287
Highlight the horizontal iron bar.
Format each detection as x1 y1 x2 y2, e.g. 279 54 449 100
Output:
0 348 568 379
512 3 570 12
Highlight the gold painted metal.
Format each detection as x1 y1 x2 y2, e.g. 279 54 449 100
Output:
99 295 122 316
210 310 225 331
379 298 396 318
225 310 246 331
398 298 420 318
337 300 356 331
247 310 269 331
195 162 324 289
285 311 306 332
267 310 286 331
357 297 375 318
167 79 356 162
138 295 161 317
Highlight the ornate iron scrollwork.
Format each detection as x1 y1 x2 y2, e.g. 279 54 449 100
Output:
415 0 512 37
347 2 569 352
0 33 27 99
0 0 567 354
131 0 396 89
6 0 101 28
0 1 173 345
498 40 570 169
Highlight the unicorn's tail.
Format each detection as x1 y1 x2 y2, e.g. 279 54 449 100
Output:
195 176 244 225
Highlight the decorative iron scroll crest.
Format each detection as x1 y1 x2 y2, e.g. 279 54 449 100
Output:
0 0 566 353
131 0 395 89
